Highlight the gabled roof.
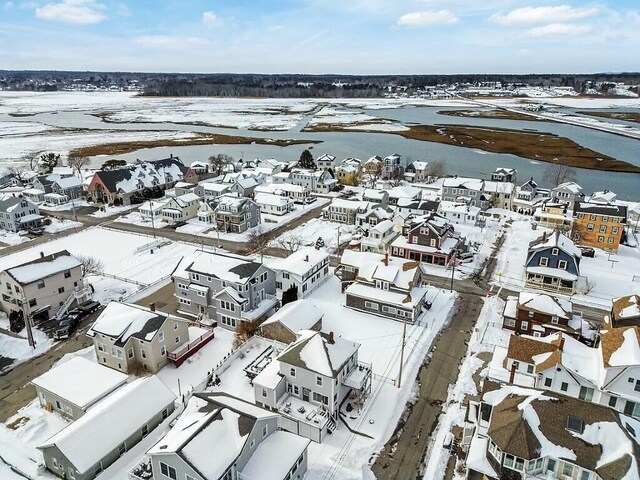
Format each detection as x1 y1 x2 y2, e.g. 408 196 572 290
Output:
277 330 359 378
261 300 323 334
177 251 264 284
601 326 640 368
340 250 420 290
612 295 640 322
517 292 572 319
148 394 277 480
0 194 32 213
92 157 187 194
39 376 176 475
86 302 175 347
553 181 583 194
483 385 640 478
527 231 582 259
5 250 80 285
270 247 329 278
442 177 484 191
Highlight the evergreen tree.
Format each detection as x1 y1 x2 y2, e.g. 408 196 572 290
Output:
282 285 299 306
297 149 316 170
39 152 60 174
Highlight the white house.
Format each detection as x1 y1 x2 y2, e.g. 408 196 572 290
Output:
437 201 480 225
271 247 330 298
255 192 294 216
360 219 399 253
160 192 200 224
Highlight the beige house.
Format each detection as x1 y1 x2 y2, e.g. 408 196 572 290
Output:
0 250 89 321
86 302 190 374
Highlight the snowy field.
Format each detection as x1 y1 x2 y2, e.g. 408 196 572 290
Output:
307 105 409 132
493 220 640 308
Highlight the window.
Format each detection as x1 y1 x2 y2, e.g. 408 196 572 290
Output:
142 424 149 437
567 415 584 433
608 237 614 244
504 318 516 327
29 298 37 307
316 376 323 387
127 348 134 358
173 323 179 331
613 226 619 234
580 471 592 480
587 223 595 232
141 349 146 359
262 424 268 438
118 443 126 455
97 343 106 352
598 236 605 243
262 387 267 398
528 311 534 318
551 315 559 324
364 301 379 311
313 392 329 405
635 380 640 392
558 260 567 270
64 270 71 279
609 396 618 408
544 377 552 387
561 382 568 392
162 408 169 419
552 248 559 256
539 257 548 267
527 365 534 374
290 367 296 377
37 280 45 289
599 225 607 233
159 462 176 480
175 336 180 344
161 345 166 356
562 462 574 477
159 331 164 342
520 321 529 331
578 387 594 402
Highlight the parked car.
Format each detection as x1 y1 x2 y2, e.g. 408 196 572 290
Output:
54 316 79 340
457 252 474 264
578 246 596 258
28 227 44 236
77 301 101 315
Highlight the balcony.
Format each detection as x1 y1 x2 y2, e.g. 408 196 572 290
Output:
343 361 372 391
241 294 278 322
167 327 215 367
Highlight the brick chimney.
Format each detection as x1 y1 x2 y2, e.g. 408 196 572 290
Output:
559 336 565 351
509 363 517 383
149 303 156 312
328 331 335 344
384 252 389 266
40 251 45 259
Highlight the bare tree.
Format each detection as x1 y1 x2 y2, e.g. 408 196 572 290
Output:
23 153 40 172
543 164 577 187
232 318 262 350
247 225 271 262
8 165 31 184
274 234 304 256
77 255 105 276
67 156 91 179
209 154 234 176
426 160 446 178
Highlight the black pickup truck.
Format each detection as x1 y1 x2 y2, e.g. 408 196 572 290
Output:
53 301 101 339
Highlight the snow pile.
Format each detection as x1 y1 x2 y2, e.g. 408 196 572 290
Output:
577 421 637 470
608 329 640 367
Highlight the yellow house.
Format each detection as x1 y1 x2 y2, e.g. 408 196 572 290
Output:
571 201 627 252
335 164 360 186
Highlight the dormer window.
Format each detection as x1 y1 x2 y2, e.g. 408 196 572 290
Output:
551 248 559 256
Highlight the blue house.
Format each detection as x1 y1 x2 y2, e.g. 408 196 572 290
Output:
524 231 582 294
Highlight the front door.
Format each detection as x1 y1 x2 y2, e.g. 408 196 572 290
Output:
303 388 310 402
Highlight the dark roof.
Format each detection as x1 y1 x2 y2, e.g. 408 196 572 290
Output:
573 201 627 217
229 261 262 280
35 174 55 187
93 157 187 193
486 390 640 478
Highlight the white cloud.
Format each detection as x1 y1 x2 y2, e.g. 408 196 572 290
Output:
397 10 459 27
36 0 106 24
526 22 593 38
134 35 211 51
202 11 222 28
490 5 598 25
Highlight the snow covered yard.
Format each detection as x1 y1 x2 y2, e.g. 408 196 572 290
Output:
43 218 82 234
89 204 138 218
0 229 30 247
299 276 457 479
273 218 357 253
0 313 53 370
115 211 170 229
39 199 91 213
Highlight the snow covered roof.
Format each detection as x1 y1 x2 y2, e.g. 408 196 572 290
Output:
601 326 640 368
6 250 81 285
86 302 177 347
330 198 371 211
52 176 83 190
31 357 128 410
518 292 572 319
241 430 310 480
201 182 230 193
270 247 329 278
0 195 30 213
574 201 627 218
528 231 582 259
340 250 421 290
174 192 200 205
442 177 484 191
346 283 427 308
190 160 208 168
482 384 640 478
391 234 459 256
39 376 176 474
612 295 640 323
589 190 618 204
179 251 263 284
93 157 188 194
255 192 292 207
525 266 578 281
553 181 583 194
51 166 74 176
277 330 359 378
371 219 395 234
409 161 429 171
483 181 515 195
388 185 420 200
362 188 387 200
149 394 277 479
261 300 323 333
438 201 481 216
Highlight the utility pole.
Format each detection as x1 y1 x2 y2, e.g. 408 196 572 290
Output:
71 196 78 223
397 321 407 388
150 202 156 239
21 293 35 349
450 250 457 293
337 226 340 253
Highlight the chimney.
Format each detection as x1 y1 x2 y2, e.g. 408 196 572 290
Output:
304 254 309 262
559 336 565 351
384 252 389 266
328 331 335 345
509 363 517 384
542 231 547 241
149 303 156 312
40 251 45 259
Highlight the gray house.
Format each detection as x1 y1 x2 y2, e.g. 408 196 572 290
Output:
253 330 371 443
340 250 429 323
174 181 205 198
525 231 582 294
441 177 491 209
551 181 584 205
39 375 176 480
31 356 128 420
147 393 310 480
0 250 89 321
173 251 277 330
214 194 261 233
0 195 43 232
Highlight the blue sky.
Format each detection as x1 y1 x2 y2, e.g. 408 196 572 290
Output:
1 0 638 73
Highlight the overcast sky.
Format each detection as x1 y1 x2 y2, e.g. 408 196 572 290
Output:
1 0 638 74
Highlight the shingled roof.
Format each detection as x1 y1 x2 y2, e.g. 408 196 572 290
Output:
93 157 187 193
